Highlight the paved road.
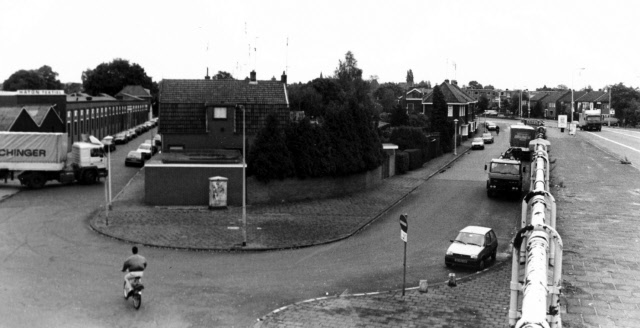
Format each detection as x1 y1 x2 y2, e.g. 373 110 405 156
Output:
0 127 523 327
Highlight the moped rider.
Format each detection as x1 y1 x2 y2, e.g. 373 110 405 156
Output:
122 246 147 299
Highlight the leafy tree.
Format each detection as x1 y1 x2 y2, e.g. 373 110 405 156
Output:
406 69 414 85
484 84 495 90
556 84 569 90
214 71 234 80
248 114 295 182
468 80 483 89
2 65 63 91
431 85 452 153
82 58 153 97
64 82 83 94
611 83 640 125
478 95 490 113
285 118 333 178
500 97 511 113
374 82 403 112
390 103 409 126
287 82 324 117
334 51 362 84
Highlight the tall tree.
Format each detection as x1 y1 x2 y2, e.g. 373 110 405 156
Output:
431 85 452 153
611 83 640 125
82 58 153 96
390 103 409 126
406 69 414 85
478 95 490 113
248 114 295 182
2 65 63 91
334 51 362 83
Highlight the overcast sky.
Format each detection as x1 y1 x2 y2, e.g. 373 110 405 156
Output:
2 0 639 91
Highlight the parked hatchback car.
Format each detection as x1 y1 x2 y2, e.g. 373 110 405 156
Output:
125 150 145 167
471 137 485 150
485 121 497 131
137 143 153 160
445 226 498 270
481 133 494 144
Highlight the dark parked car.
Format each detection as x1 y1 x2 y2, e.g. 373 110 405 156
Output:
125 150 145 167
114 133 128 144
445 226 498 270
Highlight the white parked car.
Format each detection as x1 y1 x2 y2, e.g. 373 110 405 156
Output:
137 143 153 160
445 226 498 270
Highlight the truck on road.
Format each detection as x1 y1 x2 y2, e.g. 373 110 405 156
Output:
485 155 526 198
0 132 108 188
578 109 603 131
509 125 536 161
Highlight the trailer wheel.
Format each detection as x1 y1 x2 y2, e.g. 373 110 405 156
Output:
28 173 46 189
82 170 97 184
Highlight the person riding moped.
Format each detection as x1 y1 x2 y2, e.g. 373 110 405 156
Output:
122 246 147 299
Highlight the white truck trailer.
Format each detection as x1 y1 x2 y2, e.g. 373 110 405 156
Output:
0 132 108 188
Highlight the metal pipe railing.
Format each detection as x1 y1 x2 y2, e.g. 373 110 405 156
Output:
509 137 563 328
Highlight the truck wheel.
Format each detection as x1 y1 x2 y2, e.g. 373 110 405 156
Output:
28 173 46 189
82 170 97 184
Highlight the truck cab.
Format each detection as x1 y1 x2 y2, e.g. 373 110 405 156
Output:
579 109 603 131
485 157 526 197
69 142 108 183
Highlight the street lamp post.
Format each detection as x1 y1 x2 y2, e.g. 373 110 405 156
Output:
240 105 247 247
453 119 458 155
571 68 586 124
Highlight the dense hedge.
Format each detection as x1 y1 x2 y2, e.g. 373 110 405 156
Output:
248 105 384 182
395 151 409 174
405 149 423 170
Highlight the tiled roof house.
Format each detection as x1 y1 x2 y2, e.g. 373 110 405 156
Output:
539 91 570 119
158 71 289 152
422 80 477 139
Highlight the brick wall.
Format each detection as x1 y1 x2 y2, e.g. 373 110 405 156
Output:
145 163 383 206
145 162 244 206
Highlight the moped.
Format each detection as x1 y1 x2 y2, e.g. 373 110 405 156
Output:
123 275 144 310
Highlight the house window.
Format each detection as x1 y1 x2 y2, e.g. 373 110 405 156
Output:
448 106 453 117
459 106 465 117
214 107 227 119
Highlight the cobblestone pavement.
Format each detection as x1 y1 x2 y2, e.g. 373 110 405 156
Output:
86 126 640 327
90 142 472 251
552 129 640 328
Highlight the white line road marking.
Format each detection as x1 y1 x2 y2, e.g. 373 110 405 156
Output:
602 128 640 140
587 132 640 153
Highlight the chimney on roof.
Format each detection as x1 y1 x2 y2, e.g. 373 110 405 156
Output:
205 68 211 80
452 80 458 86
444 79 450 84
281 71 287 84
250 70 256 82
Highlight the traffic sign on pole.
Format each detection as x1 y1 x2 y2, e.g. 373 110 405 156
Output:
399 214 408 242
399 213 408 296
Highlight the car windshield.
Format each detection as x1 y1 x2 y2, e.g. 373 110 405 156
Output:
139 144 151 150
473 138 483 142
127 151 141 159
483 133 491 138
491 163 520 175
455 232 484 246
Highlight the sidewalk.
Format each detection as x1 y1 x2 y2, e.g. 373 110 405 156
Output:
89 140 473 251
